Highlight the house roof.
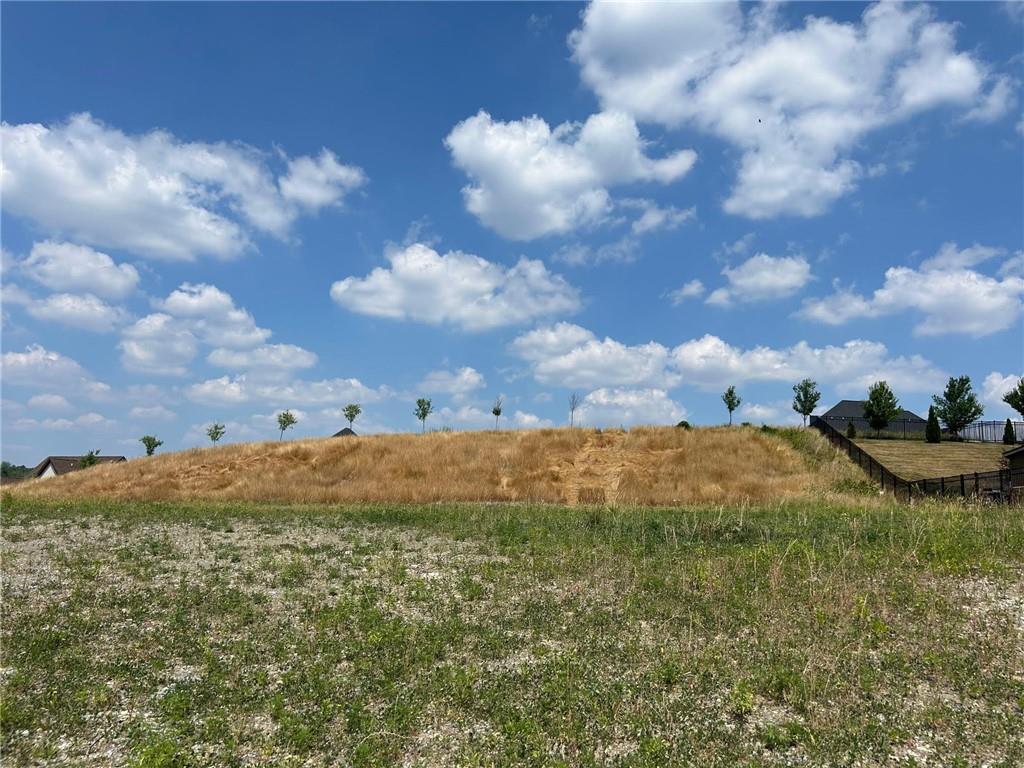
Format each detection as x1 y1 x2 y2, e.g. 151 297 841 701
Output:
332 427 358 437
32 455 126 477
820 399 926 422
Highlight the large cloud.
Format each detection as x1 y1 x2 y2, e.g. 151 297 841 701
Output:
1 344 110 398
706 253 812 306
418 366 486 396
154 283 270 348
981 372 1022 415
119 313 199 376
1 113 366 260
445 110 696 239
206 344 318 374
25 292 127 333
330 242 580 331
799 243 1024 336
185 374 387 407
20 241 139 299
577 387 686 427
511 323 947 394
570 2 1013 218
120 283 318 376
511 324 675 389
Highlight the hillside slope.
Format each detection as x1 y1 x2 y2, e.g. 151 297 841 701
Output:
9 426 860 506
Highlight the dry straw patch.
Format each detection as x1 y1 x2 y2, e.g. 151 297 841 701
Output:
12 426 843 506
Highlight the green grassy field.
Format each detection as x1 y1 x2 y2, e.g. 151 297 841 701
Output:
853 439 1007 481
2 494 1022 767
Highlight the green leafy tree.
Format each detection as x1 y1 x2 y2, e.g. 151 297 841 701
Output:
343 403 362 429
931 376 984 439
845 422 857 439
139 435 163 456
863 381 899 436
722 386 741 426
492 396 503 430
925 406 941 444
1003 418 1016 446
791 378 821 427
79 449 101 469
1003 378 1024 420
207 423 226 445
414 398 433 433
277 410 298 440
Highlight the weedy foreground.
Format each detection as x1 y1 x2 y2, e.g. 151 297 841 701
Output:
2 494 1022 767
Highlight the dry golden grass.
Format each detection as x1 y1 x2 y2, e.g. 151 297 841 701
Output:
10 426 851 506
853 439 1006 481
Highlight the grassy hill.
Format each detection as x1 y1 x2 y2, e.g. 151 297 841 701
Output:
9 426 862 506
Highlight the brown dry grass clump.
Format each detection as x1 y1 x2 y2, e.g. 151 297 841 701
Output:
10 426 847 506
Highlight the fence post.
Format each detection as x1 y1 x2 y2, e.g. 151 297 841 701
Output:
974 472 979 495
960 474 965 497
940 476 945 494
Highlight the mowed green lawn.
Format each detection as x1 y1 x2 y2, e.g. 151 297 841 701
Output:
853 439 1008 481
2 496 1023 767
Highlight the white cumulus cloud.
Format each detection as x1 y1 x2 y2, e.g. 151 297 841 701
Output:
570 2 1012 218
20 241 139 298
445 110 696 239
27 393 72 412
26 292 127 333
577 388 686 427
799 243 1024 336
1 113 366 260
706 253 812 306
119 313 198 376
1 344 110 395
511 324 946 395
207 344 318 374
330 243 580 331
418 366 486 396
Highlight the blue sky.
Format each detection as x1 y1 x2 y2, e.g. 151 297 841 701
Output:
2 1 1022 465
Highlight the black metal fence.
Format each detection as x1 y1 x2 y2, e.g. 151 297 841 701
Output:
819 416 926 438
959 420 1024 443
810 416 1022 503
821 417 1024 444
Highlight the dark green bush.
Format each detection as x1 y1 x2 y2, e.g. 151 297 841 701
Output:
926 406 941 444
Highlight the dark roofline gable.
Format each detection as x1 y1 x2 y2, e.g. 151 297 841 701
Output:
32 455 127 477
820 399 926 423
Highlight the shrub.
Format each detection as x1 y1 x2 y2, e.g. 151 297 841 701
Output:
846 422 856 439
926 406 941 444
676 420 691 430
1003 418 1016 445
